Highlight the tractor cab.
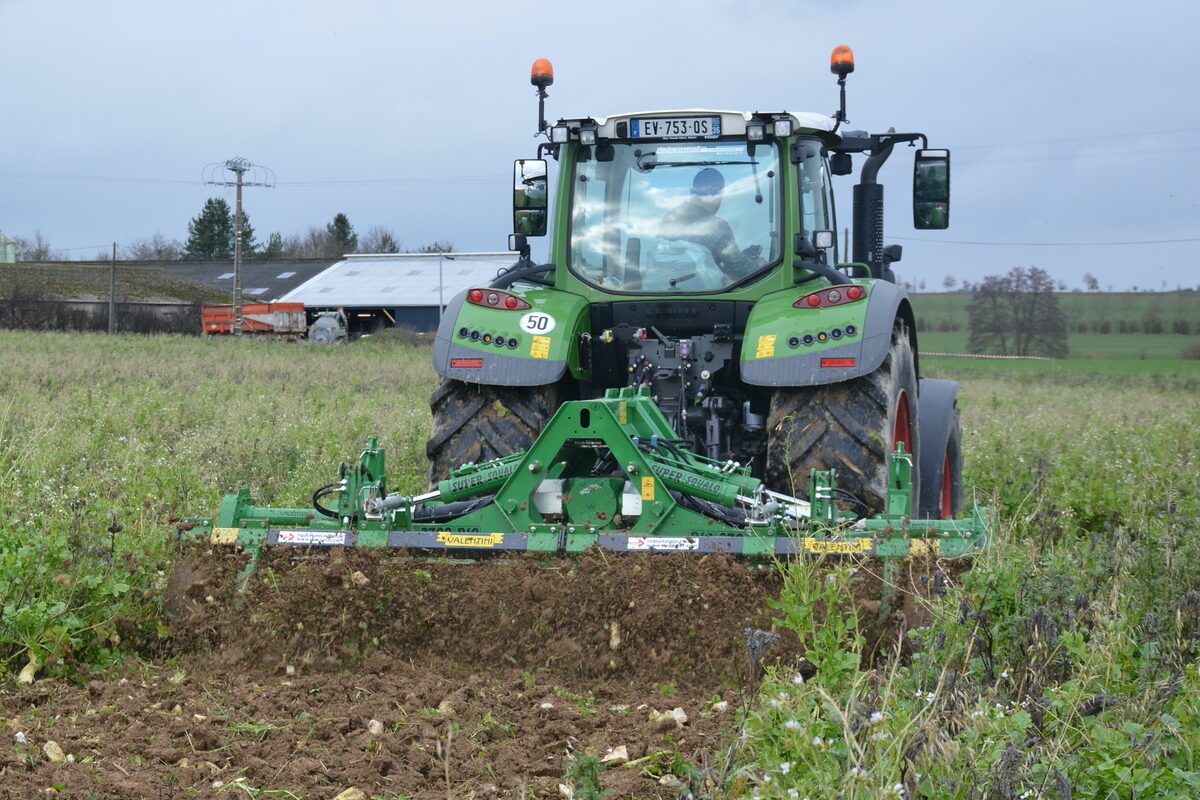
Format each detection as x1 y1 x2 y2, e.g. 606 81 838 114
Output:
516 110 842 297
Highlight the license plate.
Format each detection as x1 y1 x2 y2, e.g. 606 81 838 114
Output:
630 116 721 140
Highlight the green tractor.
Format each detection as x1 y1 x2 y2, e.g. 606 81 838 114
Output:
428 48 959 520
172 48 983 607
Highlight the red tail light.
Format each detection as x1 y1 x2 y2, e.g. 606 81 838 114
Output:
821 358 857 368
466 289 531 310
795 285 868 309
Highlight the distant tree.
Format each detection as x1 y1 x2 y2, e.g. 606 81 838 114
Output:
942 274 957 291
256 232 284 260
967 266 1068 358
277 227 337 259
13 231 53 261
360 225 400 254
126 233 183 261
184 198 235 259
410 241 454 254
1083 272 1100 292
1142 305 1164 334
327 213 358 253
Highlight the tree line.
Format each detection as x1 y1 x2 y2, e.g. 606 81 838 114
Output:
4 198 452 261
965 266 1069 358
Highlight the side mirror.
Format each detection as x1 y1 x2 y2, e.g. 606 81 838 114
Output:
514 159 548 237
913 149 950 230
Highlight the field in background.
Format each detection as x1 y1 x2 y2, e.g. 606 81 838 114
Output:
1 331 1197 797
912 291 1200 360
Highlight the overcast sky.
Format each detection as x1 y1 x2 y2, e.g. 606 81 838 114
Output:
1 0 1198 290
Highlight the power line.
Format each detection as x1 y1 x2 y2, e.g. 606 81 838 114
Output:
0 170 197 185
0 169 505 187
891 235 1200 247
956 143 1200 166
276 176 504 186
950 126 1200 150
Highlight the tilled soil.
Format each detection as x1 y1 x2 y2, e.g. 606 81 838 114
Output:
1 549 801 799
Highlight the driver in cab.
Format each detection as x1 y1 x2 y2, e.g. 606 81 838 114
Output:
659 168 760 280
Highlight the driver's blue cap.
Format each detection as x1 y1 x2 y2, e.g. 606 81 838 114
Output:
692 168 725 197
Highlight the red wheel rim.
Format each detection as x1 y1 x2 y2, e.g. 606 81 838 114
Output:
940 449 953 519
891 390 913 457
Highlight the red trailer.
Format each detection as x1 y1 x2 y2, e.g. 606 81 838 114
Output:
201 303 307 338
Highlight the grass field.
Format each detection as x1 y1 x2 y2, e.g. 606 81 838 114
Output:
912 291 1200 331
1 331 1197 797
917 330 1200 362
912 290 1200 361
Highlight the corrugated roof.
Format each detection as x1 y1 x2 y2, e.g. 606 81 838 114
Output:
278 253 517 307
153 259 336 301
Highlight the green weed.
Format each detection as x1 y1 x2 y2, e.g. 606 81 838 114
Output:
737 368 1200 798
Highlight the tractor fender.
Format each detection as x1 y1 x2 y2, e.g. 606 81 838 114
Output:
432 287 587 386
741 280 916 387
916 378 962 518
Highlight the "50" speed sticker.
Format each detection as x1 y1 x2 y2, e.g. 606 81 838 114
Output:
519 312 556 334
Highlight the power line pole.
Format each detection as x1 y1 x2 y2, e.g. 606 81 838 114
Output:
203 157 275 335
108 242 117 334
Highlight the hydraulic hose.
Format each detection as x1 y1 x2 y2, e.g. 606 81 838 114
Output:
490 259 554 289
312 483 342 518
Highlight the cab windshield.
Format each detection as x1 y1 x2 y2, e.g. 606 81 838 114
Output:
568 141 781 293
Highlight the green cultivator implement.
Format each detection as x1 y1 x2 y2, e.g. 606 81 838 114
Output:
178 389 989 596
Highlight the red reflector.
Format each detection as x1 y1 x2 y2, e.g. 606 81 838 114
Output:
504 295 519 309
451 358 484 368
468 289 483 303
806 295 822 308
847 285 864 300
820 358 857 368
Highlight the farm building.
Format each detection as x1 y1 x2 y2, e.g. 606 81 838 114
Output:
276 252 515 335
155 259 336 302
0 253 518 336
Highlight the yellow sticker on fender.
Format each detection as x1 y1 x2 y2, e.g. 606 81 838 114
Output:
530 336 552 359
211 527 239 545
437 532 505 548
641 477 655 501
619 401 628 425
755 334 776 359
802 537 873 555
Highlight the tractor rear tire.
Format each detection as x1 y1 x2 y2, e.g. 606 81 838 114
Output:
426 379 562 484
764 327 919 515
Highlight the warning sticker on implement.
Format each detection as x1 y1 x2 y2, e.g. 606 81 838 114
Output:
640 476 655 501
277 530 347 546
802 537 872 555
627 536 699 551
755 334 776 359
211 527 239 545
437 532 505 548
